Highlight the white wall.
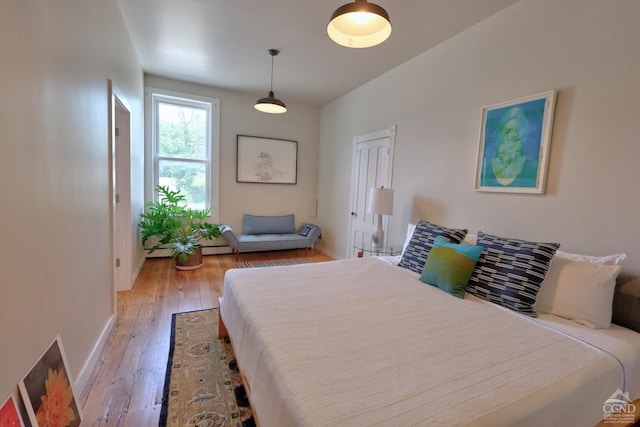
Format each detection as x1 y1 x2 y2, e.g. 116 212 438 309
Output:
0 0 144 399
318 0 640 274
144 75 321 233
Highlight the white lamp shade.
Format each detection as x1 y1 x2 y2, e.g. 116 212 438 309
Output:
327 1 392 48
367 187 394 215
254 99 287 114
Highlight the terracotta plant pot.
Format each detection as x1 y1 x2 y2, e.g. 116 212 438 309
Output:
175 247 203 271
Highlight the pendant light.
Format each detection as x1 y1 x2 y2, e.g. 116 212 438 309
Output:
327 0 391 48
255 49 287 114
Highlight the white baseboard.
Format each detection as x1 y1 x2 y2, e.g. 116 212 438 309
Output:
203 246 233 256
131 253 145 284
74 313 116 392
325 250 344 260
144 245 232 258
315 242 343 260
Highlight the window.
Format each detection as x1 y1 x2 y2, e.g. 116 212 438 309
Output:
148 89 220 213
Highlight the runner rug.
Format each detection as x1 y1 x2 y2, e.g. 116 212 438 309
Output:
236 257 310 268
159 308 255 427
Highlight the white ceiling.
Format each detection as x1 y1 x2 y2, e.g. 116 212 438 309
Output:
116 0 520 106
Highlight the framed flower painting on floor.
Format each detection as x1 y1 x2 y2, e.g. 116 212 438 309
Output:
19 336 82 427
475 90 557 194
0 394 26 427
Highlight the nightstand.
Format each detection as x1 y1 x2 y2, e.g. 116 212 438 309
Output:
354 242 402 258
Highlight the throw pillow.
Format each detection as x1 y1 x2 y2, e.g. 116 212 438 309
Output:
420 237 484 298
535 257 622 328
398 220 467 274
554 250 626 265
298 223 316 237
466 231 560 316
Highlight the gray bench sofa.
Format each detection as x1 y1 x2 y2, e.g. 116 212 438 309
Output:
219 214 322 261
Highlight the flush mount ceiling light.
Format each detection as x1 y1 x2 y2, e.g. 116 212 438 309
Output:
255 49 287 114
327 0 391 48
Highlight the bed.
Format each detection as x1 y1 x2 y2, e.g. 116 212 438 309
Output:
220 222 640 427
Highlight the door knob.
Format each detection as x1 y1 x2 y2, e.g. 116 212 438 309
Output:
351 212 357 216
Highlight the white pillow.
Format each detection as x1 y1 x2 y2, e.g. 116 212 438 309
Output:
555 250 626 265
461 233 477 245
401 223 416 255
536 256 622 328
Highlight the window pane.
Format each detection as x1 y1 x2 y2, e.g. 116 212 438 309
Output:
158 159 207 211
158 102 207 160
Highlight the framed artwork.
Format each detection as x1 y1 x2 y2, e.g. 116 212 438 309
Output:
237 135 297 184
475 90 557 193
19 336 82 427
0 394 25 427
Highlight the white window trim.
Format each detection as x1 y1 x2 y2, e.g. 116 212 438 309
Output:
144 87 220 222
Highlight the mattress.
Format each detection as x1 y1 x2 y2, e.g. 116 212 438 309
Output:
221 257 640 427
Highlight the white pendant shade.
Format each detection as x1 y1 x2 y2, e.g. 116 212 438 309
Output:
255 49 287 114
327 0 391 48
255 91 287 114
254 103 287 114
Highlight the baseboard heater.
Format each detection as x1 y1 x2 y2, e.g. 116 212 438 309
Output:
144 244 232 258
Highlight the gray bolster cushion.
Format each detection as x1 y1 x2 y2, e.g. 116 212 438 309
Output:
243 214 295 235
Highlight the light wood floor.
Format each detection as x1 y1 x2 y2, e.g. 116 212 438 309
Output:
77 249 332 426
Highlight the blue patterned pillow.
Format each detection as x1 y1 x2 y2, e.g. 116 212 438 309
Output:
466 231 560 316
398 220 468 274
298 223 316 237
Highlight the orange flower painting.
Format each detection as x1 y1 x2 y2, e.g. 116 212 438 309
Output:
19 336 81 427
34 369 76 427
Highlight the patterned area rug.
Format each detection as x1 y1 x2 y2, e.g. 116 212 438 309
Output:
159 309 255 427
236 258 310 268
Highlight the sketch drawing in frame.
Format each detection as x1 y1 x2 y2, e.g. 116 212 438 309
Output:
19 336 82 427
237 135 298 184
0 394 26 427
475 90 556 193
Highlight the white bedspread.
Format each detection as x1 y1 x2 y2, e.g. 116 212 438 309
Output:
221 257 640 427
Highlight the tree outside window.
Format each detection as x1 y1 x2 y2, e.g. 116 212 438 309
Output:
153 94 214 211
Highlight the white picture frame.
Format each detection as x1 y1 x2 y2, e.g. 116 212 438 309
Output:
475 90 557 194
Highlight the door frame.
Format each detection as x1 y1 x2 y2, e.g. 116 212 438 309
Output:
108 80 133 303
346 126 396 258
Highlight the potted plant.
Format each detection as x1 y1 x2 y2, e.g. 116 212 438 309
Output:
139 185 221 270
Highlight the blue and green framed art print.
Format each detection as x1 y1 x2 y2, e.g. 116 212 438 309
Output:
475 90 556 194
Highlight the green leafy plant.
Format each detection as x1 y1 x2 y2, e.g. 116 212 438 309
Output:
139 185 221 263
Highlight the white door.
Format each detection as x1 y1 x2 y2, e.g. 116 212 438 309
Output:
347 126 396 258
114 95 132 291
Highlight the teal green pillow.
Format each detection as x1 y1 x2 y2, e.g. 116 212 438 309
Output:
420 236 483 298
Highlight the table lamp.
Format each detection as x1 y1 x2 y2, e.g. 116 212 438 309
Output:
366 186 394 249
